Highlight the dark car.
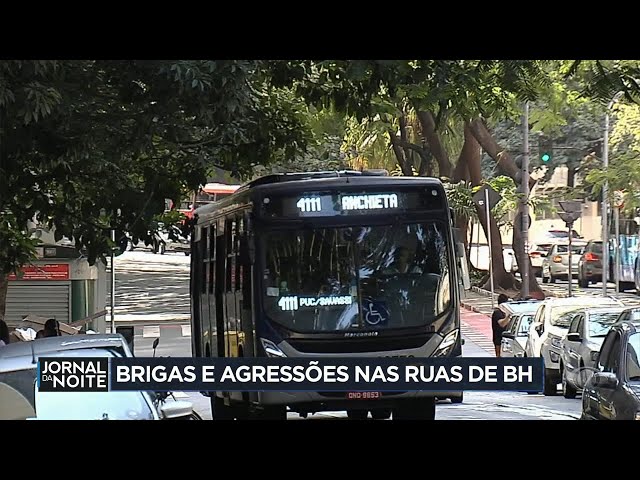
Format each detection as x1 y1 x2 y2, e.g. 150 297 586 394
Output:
580 315 640 420
577 241 603 288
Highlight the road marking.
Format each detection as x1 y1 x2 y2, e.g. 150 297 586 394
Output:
143 325 161 338
181 325 191 337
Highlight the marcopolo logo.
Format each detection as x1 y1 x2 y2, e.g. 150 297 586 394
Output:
38 357 109 392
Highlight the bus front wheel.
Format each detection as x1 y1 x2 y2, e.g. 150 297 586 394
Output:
393 398 435 420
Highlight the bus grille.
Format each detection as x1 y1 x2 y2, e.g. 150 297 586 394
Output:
285 335 430 354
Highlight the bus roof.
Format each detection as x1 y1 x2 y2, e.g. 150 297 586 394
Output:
193 171 446 219
201 183 241 194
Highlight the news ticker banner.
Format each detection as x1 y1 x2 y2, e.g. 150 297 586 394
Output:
38 357 544 393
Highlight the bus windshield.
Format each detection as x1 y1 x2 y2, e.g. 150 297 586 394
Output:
262 221 452 333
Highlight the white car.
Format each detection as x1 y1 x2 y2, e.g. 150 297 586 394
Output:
525 295 624 396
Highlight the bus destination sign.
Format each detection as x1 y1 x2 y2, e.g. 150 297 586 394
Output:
263 189 444 218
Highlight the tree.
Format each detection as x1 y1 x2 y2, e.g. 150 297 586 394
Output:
0 60 309 322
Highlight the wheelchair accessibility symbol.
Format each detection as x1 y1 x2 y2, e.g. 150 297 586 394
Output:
364 300 389 326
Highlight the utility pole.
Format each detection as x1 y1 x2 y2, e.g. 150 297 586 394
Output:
603 91 624 296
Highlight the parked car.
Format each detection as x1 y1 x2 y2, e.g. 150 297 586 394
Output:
500 299 540 358
580 317 640 420
560 306 625 398
525 296 624 396
541 242 587 284
577 241 604 288
157 224 191 255
0 334 196 420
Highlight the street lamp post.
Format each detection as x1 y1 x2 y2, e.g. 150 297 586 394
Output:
603 91 625 297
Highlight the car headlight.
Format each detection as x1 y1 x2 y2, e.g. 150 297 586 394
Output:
434 330 459 357
636 412 640 421
260 338 287 358
551 336 562 349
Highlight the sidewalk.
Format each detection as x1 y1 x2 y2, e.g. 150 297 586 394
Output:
460 287 500 317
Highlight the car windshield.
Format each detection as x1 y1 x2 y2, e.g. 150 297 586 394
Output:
550 301 619 327
627 332 640 382
588 312 622 337
263 222 451 333
555 245 585 254
590 243 603 254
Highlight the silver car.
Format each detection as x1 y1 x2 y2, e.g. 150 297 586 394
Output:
541 242 587 284
499 300 540 358
0 334 195 420
560 306 625 399
501 312 535 358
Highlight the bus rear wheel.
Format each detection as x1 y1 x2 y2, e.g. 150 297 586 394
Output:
393 398 435 420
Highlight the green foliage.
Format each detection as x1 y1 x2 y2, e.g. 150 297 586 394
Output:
0 60 310 274
0 213 40 276
444 181 477 221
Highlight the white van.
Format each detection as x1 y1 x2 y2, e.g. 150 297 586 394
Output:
525 295 623 395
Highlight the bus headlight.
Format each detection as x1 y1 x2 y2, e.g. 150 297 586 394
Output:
260 338 287 358
434 330 459 357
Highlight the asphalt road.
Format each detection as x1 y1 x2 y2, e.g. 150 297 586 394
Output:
113 251 583 420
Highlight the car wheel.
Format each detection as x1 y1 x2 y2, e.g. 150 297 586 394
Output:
543 368 558 396
450 393 464 404
579 276 589 288
542 274 549 284
549 274 556 284
561 367 577 399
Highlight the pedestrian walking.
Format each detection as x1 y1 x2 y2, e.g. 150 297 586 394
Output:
492 293 511 357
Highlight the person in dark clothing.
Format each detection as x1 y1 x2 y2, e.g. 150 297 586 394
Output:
492 294 510 357
36 318 61 339
0 319 10 346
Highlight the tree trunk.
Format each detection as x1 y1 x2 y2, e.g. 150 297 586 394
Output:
452 134 472 253
415 110 452 178
467 119 544 299
0 273 7 323
460 123 515 290
388 130 413 175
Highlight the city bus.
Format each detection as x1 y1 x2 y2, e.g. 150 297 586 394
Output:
189 170 468 420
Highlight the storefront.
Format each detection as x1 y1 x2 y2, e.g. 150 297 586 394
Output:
4 244 107 333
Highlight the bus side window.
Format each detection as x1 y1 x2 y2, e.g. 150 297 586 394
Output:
236 218 243 292
209 224 216 294
201 227 208 294
226 219 234 293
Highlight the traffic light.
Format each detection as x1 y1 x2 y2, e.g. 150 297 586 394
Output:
538 135 553 163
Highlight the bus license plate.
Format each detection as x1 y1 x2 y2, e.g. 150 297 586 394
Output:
347 392 381 400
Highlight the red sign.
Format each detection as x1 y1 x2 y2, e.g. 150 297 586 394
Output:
8 264 70 281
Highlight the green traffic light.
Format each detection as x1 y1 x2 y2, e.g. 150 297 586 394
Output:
541 153 551 162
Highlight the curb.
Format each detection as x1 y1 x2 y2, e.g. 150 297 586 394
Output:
460 301 490 315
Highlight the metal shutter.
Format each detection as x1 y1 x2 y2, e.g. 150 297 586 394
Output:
4 282 71 327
